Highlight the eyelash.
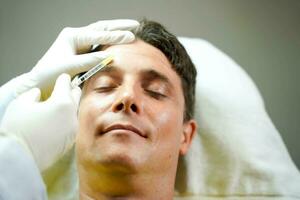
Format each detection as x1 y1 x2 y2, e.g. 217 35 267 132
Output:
95 86 116 93
145 89 167 100
94 87 167 100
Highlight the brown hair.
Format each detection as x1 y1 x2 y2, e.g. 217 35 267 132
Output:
135 19 197 121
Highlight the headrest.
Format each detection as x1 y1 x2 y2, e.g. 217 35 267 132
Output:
175 37 300 199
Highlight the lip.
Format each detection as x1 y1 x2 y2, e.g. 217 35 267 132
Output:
102 124 147 138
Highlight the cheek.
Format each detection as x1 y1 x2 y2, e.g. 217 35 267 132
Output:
144 101 184 171
79 93 115 119
77 94 115 143
147 99 184 145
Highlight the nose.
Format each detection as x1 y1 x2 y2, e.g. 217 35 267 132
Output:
111 85 141 115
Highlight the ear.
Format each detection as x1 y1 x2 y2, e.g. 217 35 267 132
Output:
179 119 197 155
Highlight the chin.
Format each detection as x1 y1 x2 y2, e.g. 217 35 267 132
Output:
93 142 142 173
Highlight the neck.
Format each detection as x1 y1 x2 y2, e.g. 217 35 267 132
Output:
78 164 175 200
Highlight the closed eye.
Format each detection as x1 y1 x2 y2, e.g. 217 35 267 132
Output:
145 89 167 99
95 86 117 93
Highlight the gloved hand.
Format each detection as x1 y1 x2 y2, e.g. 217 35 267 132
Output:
0 19 139 121
0 74 81 171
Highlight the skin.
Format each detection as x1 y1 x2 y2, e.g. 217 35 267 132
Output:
76 40 197 200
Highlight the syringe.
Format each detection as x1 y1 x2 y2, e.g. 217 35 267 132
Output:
71 55 113 87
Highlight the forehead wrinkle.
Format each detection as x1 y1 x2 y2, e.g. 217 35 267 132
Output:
97 65 122 74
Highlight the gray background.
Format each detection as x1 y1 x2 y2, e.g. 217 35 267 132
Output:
0 0 299 168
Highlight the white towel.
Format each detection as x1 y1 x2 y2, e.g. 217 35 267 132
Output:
43 37 300 200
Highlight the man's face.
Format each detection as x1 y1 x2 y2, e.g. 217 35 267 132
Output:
76 40 194 174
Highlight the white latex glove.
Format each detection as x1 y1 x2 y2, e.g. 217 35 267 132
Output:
0 19 139 121
0 74 81 171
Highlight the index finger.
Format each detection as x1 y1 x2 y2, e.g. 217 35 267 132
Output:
86 19 139 31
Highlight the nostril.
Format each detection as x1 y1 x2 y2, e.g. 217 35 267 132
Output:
116 103 123 111
113 101 139 113
131 104 138 113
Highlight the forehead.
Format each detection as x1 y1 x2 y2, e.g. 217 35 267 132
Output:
101 40 174 77
92 40 182 88
103 40 169 67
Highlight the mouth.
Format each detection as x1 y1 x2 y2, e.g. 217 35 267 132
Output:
102 124 147 138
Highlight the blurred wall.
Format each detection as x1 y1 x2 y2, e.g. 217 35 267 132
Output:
0 0 299 168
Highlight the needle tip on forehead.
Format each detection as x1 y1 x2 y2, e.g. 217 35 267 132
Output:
102 55 114 66
71 55 114 88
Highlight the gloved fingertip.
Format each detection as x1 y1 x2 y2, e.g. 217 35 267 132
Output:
121 31 136 43
69 52 114 74
118 19 140 31
88 19 140 31
92 51 111 59
50 73 72 99
127 20 140 32
57 73 71 83
71 86 82 107
110 31 135 44
72 86 81 96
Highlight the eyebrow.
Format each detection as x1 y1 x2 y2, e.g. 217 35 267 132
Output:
140 69 173 88
97 65 120 74
96 66 173 88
